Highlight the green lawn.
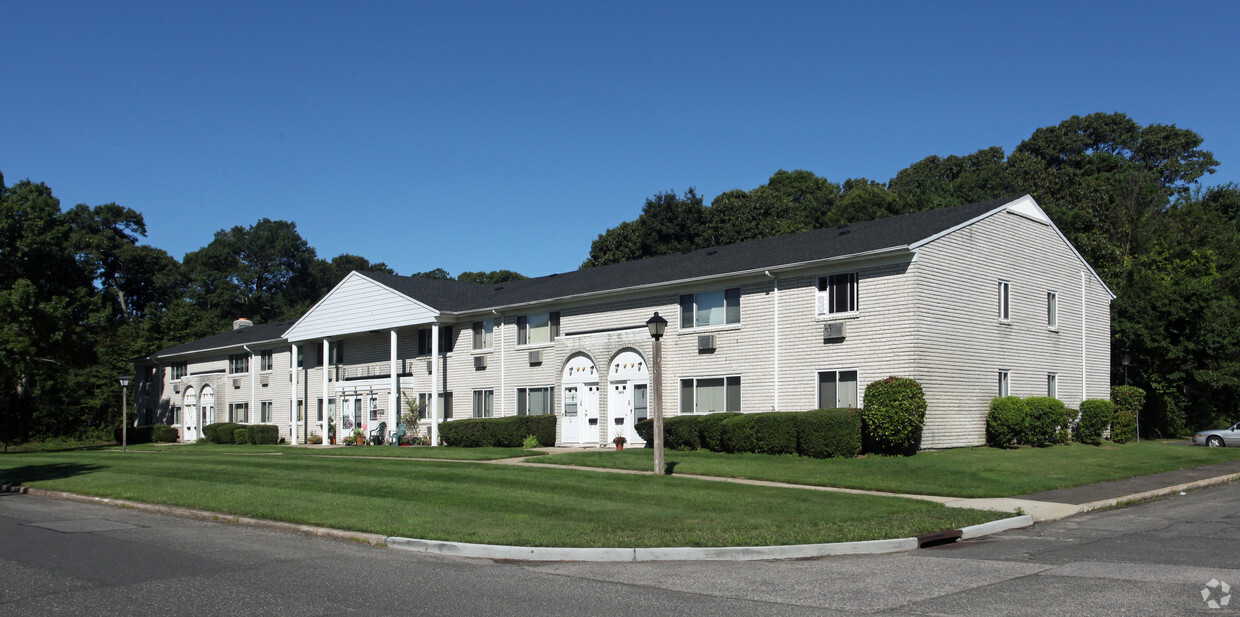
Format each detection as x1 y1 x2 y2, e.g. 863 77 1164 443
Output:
536 441 1240 498
0 449 1004 547
124 442 542 461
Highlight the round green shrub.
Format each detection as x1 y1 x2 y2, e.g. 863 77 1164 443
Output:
720 414 758 453
697 412 742 452
860 377 926 455
1111 385 1145 437
664 415 702 450
1110 410 1137 443
1023 396 1067 447
986 397 1027 448
1077 399 1115 445
752 412 798 455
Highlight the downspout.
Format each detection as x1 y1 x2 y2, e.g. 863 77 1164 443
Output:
243 345 256 425
494 310 504 416
765 271 779 412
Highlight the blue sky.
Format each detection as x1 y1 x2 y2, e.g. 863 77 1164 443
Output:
3 1 1237 278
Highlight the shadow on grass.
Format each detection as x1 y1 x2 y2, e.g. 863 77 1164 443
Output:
0 462 104 487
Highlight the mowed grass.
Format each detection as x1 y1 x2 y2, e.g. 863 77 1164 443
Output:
0 449 1004 547
536 441 1240 498
124 443 541 461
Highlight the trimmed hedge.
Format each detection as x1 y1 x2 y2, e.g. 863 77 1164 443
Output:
245 424 280 445
440 415 556 447
797 408 861 459
1111 385 1145 429
1077 399 1115 445
204 422 243 444
232 428 248 444
1023 396 1067 447
753 412 798 455
720 414 758 453
113 424 154 445
987 397 1026 448
1110 410 1138 444
634 418 653 445
151 424 179 443
861 377 927 455
698 412 741 452
664 415 702 450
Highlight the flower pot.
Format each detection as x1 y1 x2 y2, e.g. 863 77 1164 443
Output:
615 443 624 451
355 436 366 446
329 437 336 445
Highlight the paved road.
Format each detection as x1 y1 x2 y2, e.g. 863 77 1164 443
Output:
3 483 1238 616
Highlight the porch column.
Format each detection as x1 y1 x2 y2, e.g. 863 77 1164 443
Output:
290 343 299 445
322 338 330 443
389 330 398 443
430 324 440 447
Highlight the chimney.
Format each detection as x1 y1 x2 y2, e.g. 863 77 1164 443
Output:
233 318 254 330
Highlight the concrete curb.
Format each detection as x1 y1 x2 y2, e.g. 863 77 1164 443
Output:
0 484 386 547
1077 471 1240 514
959 514 1035 540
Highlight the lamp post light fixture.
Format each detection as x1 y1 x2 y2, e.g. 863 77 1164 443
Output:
118 376 131 453
1120 353 1137 442
646 312 668 475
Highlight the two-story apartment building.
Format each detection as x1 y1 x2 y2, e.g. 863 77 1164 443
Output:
134 195 1113 449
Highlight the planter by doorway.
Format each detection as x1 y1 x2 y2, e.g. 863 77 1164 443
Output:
616 443 624 451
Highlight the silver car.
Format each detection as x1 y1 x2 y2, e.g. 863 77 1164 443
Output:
1192 423 1240 447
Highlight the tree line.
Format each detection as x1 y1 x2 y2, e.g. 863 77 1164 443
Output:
3 112 1236 445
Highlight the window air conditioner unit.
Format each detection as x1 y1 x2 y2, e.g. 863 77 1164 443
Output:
474 355 487 369
426 360 433 375
698 335 716 351
172 383 180 393
823 322 847 340
232 378 242 389
260 374 270 386
529 350 543 365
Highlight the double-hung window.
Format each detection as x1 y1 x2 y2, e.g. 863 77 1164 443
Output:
417 327 455 355
418 392 453 419
517 312 559 346
260 350 273 371
817 370 859 409
679 377 741 414
260 401 273 423
998 370 1010 397
473 390 494 418
1047 373 1058 398
1047 291 1058 329
171 362 188 380
230 402 249 423
472 320 494 350
816 273 858 316
516 386 553 415
998 281 1011 322
680 289 740 329
228 354 249 374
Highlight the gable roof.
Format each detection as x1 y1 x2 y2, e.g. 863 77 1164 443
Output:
363 196 1016 314
149 319 297 359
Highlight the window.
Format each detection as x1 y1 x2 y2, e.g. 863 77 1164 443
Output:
230 402 249 423
472 320 494 350
172 406 182 425
998 281 1010 322
260 350 273 371
171 362 188 380
473 390 494 418
1047 291 1058 329
296 348 303 368
297 400 304 422
417 327 456 355
418 392 453 419
517 312 559 345
333 342 344 364
516 386 553 415
817 370 859 409
998 371 1010 397
1047 373 1058 398
316 399 323 422
680 377 741 414
633 384 648 423
816 274 858 315
260 401 273 423
228 354 249 374
680 289 740 328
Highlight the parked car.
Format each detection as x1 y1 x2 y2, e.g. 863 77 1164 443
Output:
1192 423 1240 447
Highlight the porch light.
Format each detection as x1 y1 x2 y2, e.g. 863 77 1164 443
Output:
646 312 668 341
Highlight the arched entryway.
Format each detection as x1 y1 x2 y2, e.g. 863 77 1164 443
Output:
560 354 600 445
608 349 649 446
182 387 198 442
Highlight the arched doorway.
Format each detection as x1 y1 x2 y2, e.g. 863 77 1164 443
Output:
561 354 600 445
182 387 198 442
608 350 649 445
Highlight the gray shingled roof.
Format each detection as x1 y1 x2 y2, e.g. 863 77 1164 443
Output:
365 196 1012 313
150 319 298 358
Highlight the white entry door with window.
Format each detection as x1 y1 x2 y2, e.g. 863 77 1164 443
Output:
183 387 198 442
561 355 600 444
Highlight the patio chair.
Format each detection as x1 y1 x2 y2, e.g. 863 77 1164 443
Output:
369 421 387 446
388 422 407 446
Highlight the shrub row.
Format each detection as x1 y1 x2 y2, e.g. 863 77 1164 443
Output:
200 422 280 444
633 409 862 459
112 424 179 444
204 422 243 444
986 397 1074 448
440 415 556 447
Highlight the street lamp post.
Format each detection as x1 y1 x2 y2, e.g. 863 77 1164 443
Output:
118 376 130 452
646 312 668 475
1121 354 1137 443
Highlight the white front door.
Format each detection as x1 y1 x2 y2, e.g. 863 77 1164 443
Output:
201 387 215 432
584 385 600 444
183 387 198 442
562 384 600 444
609 383 629 444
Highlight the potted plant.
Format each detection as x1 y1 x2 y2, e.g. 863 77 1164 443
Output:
351 427 366 446
327 416 336 445
612 435 627 451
